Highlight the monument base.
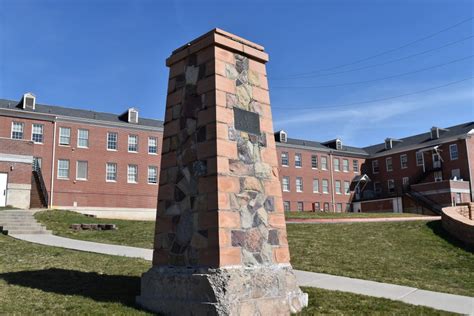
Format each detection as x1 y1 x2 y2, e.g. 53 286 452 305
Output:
136 264 308 315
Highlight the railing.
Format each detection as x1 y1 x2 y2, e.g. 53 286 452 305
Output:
406 187 442 214
33 167 49 207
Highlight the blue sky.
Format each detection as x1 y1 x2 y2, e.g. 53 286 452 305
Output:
1 0 473 147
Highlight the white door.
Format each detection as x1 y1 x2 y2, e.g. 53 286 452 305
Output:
0 173 7 207
433 153 441 168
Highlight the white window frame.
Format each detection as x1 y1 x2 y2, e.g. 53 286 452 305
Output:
335 180 341 195
127 164 138 183
57 159 70 179
59 127 71 146
321 156 328 170
312 179 319 193
128 135 138 152
148 166 158 184
148 137 158 154
353 160 359 173
403 177 410 187
400 154 408 169
107 132 118 151
283 201 291 212
282 176 290 192
333 158 340 172
387 179 395 193
342 159 349 172
296 177 303 192
311 155 318 169
31 124 44 144
386 157 393 172
281 152 289 167
11 122 24 139
76 161 88 181
297 201 304 212
295 153 302 168
344 181 350 195
416 152 424 166
372 160 379 174
449 144 458 160
77 129 89 148
322 179 329 194
106 163 117 182
434 171 443 182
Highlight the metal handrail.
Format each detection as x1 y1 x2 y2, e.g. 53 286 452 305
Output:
33 167 49 207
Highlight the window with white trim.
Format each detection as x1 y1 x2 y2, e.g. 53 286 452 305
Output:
106 163 117 182
127 165 138 183
400 154 408 169
128 135 138 152
416 152 423 166
107 132 118 150
296 177 303 192
57 159 69 179
333 158 340 171
281 152 289 166
297 201 304 212
372 160 379 174
313 202 320 211
386 157 393 172
335 180 341 194
282 176 290 192
353 160 359 173
449 144 458 160
312 179 319 193
77 129 89 148
311 155 318 169
295 153 302 168
76 161 88 180
283 201 291 212
323 202 329 211
434 171 443 182
59 127 71 146
32 124 43 143
33 157 42 171
387 179 395 193
344 181 350 195
321 156 328 170
148 166 158 184
11 122 24 139
148 137 157 154
342 159 349 172
322 179 329 194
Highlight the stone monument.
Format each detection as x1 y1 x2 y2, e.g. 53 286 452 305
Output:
136 28 308 315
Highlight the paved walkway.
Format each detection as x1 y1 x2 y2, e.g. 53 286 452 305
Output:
9 233 473 315
286 216 441 224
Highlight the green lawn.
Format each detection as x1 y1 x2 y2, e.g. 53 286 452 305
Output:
0 234 453 315
0 206 19 211
285 211 424 219
35 210 474 296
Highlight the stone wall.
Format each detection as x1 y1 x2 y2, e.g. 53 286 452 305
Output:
442 206 474 248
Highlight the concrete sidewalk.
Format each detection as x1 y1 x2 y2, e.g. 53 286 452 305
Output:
286 216 441 224
10 233 473 315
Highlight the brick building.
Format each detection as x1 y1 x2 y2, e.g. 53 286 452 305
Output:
1 93 472 215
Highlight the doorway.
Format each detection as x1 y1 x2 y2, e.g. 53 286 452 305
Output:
0 173 7 207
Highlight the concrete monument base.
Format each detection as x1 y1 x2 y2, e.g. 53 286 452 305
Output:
136 264 308 315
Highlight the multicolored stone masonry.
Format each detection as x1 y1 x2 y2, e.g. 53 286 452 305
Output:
137 28 307 315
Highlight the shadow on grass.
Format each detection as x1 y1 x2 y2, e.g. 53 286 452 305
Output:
0 268 145 310
426 220 473 252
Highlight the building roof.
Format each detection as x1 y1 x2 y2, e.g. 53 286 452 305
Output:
279 137 370 156
0 98 164 129
363 121 474 155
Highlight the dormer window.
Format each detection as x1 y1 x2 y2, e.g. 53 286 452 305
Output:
128 108 139 124
385 138 393 150
431 127 439 139
275 130 287 143
22 93 36 110
336 139 342 150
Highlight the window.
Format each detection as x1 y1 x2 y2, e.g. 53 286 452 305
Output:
313 202 320 211
32 157 42 171
321 156 328 170
342 159 349 172
451 169 461 179
372 160 379 174
335 180 341 194
434 171 443 182
148 166 158 184
127 165 138 183
344 181 350 195
387 179 395 193
455 193 462 204
333 158 340 171
77 129 89 148
323 202 330 211
450 144 458 160
311 155 318 169
11 122 24 139
374 182 382 193
297 202 304 212
336 203 343 212
312 179 319 193
403 177 410 188
283 201 291 212
322 179 329 193
148 137 157 154
59 127 71 146
57 159 69 179
386 157 393 172
128 135 138 152
353 160 359 173
282 176 290 192
400 154 408 169
76 161 88 180
346 203 351 212
295 153 302 168
296 177 303 192
107 132 118 150
32 124 43 143
281 152 289 166
106 163 117 182
416 152 424 166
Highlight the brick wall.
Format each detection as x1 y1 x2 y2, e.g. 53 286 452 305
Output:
442 206 474 248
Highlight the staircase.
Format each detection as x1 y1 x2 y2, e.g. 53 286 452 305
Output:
0 210 51 235
30 168 48 208
405 190 443 215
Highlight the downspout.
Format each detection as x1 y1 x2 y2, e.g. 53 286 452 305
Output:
329 151 335 212
50 119 57 208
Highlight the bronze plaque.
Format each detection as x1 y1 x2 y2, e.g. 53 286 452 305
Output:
234 108 260 135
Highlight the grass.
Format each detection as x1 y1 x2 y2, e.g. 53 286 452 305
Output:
0 234 454 315
288 221 474 297
35 210 474 296
285 211 424 219
0 206 19 211
35 210 155 249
